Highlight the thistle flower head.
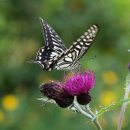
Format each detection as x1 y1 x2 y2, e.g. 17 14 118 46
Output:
63 70 95 105
39 70 95 106
64 70 95 96
40 81 74 108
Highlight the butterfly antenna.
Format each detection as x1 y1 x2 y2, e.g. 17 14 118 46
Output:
26 59 38 64
82 55 96 62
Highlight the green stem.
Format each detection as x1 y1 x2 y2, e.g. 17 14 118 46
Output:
73 97 102 130
86 105 102 130
93 118 102 130
117 73 130 130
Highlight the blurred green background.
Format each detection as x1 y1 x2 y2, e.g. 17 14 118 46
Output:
0 0 130 130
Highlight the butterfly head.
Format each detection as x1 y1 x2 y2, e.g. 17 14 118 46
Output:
28 46 55 71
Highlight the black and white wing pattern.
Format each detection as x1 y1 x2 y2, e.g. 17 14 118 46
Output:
39 17 66 51
28 17 67 70
50 25 98 70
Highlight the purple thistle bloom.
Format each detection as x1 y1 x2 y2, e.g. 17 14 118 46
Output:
64 70 95 96
40 81 74 108
63 70 95 105
39 70 95 106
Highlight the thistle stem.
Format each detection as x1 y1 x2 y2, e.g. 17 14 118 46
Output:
73 98 93 119
117 73 130 130
85 104 96 117
86 105 102 130
73 97 102 130
93 118 103 130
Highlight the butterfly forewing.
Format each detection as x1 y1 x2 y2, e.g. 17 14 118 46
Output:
53 25 98 70
39 17 66 52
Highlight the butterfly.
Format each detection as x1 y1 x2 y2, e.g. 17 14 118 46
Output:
28 17 98 71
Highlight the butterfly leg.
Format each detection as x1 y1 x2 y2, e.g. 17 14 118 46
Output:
70 62 81 73
64 70 68 78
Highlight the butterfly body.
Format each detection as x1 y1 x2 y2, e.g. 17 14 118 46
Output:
29 17 98 71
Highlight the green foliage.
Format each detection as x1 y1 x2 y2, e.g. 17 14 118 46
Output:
96 98 130 118
0 0 130 130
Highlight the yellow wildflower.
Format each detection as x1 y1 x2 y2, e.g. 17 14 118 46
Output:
2 94 19 111
100 91 116 106
102 70 118 85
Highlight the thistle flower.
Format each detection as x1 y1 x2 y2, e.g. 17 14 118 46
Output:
63 70 95 105
40 81 74 108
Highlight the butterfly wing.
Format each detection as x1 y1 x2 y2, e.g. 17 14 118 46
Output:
52 25 99 70
28 18 67 70
39 17 66 52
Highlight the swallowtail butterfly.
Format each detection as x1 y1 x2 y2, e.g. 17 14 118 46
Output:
29 17 98 71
